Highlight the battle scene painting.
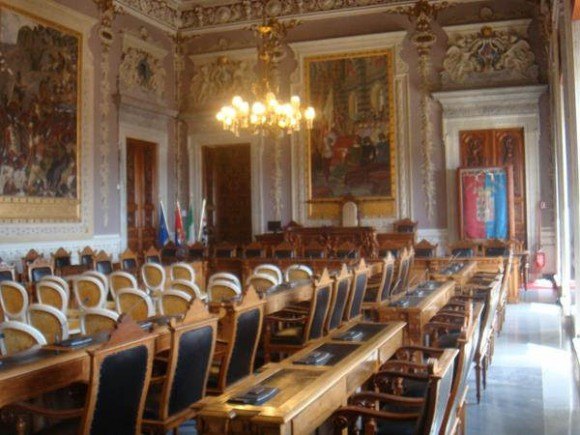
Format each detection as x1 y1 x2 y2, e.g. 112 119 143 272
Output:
306 50 396 202
0 5 80 202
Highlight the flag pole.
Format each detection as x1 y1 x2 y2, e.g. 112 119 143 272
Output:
198 198 206 240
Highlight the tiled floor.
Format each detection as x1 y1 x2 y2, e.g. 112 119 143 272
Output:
466 288 580 435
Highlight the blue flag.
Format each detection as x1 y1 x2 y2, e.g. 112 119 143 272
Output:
158 201 169 247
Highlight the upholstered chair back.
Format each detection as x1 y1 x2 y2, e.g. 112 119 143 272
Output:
80 308 119 335
0 321 47 356
345 261 368 321
169 279 205 300
160 290 192 316
169 262 196 282
0 281 29 322
247 273 278 293
141 263 166 292
325 267 352 332
253 264 283 284
208 272 241 290
379 254 396 302
36 281 69 313
74 276 107 310
208 280 241 302
115 289 155 322
109 271 138 299
306 282 331 341
285 264 314 282
28 303 69 344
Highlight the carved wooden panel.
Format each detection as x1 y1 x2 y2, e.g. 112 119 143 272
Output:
203 145 252 245
459 128 526 245
126 139 157 254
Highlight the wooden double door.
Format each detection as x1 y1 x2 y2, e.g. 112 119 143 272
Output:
203 144 252 245
126 138 157 253
459 128 527 244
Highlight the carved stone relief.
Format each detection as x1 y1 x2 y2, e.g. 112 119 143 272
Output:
442 24 539 88
189 56 256 107
120 47 166 97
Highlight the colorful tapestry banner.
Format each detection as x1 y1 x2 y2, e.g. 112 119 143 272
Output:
460 168 508 240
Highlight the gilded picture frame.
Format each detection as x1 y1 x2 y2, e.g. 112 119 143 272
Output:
0 3 82 222
304 49 397 220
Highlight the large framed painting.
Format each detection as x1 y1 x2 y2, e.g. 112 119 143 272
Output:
305 49 397 220
458 166 515 241
0 3 81 222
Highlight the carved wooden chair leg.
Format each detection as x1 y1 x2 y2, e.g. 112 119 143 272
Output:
475 361 482 403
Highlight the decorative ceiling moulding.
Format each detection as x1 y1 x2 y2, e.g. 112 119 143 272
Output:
441 19 539 90
119 27 169 99
113 0 481 34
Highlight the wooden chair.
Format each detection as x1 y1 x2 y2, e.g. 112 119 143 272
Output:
168 279 206 301
272 241 295 259
80 308 119 335
207 287 265 394
36 281 69 313
390 248 414 297
302 240 327 259
21 249 41 282
94 250 114 275
0 321 47 356
169 262 196 282
27 258 54 284
414 239 438 258
393 217 418 233
213 242 237 258
143 245 162 264
160 290 192 317
115 289 155 322
83 270 109 295
207 280 241 302
13 318 155 434
78 246 97 269
161 241 179 265
73 276 107 310
495 253 513 335
263 269 333 362
243 241 266 258
246 273 278 293
334 241 359 260
449 240 478 258
51 247 72 271
208 272 242 291
324 265 352 333
142 300 218 432
285 264 314 282
141 263 166 293
362 253 396 320
108 271 139 299
0 263 16 283
0 281 29 322
343 259 369 322
483 239 511 257
28 303 69 344
187 242 207 261
40 275 69 292
333 348 457 435
253 264 283 284
119 248 139 274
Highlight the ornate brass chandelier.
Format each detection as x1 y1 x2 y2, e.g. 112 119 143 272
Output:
216 14 315 136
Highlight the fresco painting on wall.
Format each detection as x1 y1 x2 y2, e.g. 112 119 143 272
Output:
0 5 81 221
305 49 396 219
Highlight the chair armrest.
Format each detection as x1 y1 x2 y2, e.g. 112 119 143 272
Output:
379 361 429 373
11 402 84 420
351 391 424 408
334 406 420 425
393 345 445 357
374 370 429 383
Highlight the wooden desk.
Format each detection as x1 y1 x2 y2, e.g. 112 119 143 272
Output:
378 281 455 345
261 281 313 315
197 320 405 434
430 261 477 289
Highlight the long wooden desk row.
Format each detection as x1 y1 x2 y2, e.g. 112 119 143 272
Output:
197 319 405 434
413 256 520 303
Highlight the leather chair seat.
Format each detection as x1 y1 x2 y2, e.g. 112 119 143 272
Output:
37 418 80 435
270 326 304 345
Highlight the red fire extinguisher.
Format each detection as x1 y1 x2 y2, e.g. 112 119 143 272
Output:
534 201 546 272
